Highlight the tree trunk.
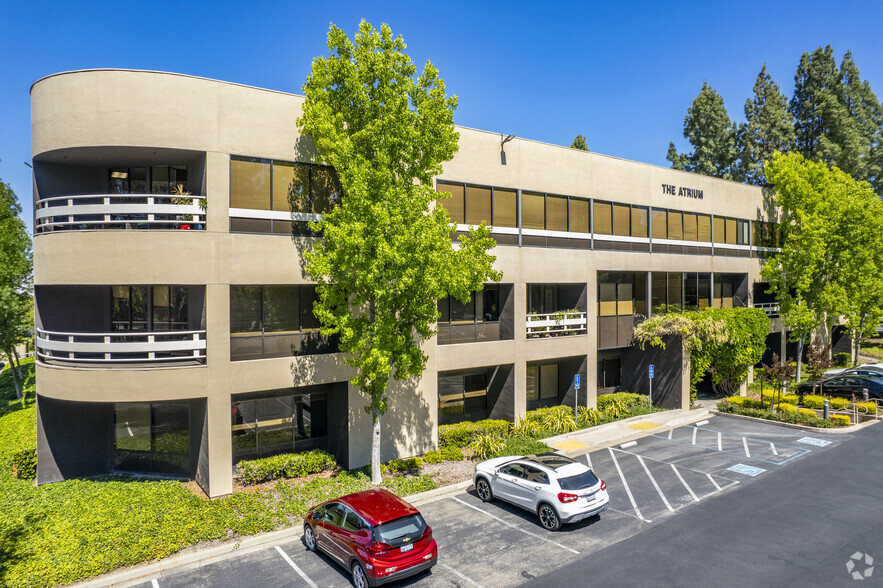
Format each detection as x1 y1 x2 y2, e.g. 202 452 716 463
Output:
854 315 866 367
795 336 804 382
4 349 22 400
12 347 23 384
370 405 382 485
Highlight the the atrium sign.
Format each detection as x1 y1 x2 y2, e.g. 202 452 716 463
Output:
661 183 704 199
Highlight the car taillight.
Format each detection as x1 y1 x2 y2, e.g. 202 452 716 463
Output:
421 525 433 539
368 541 392 553
558 492 579 503
600 480 607 491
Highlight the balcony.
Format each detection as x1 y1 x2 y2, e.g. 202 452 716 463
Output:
753 302 780 318
36 328 206 365
526 311 588 338
35 194 205 233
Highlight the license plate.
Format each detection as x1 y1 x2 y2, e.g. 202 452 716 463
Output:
400 543 414 553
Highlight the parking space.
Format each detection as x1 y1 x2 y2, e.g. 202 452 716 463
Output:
138 415 845 588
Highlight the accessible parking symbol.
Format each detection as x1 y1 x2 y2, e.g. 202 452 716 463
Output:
727 464 766 477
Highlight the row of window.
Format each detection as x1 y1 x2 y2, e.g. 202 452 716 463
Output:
111 285 190 332
230 156 342 214
437 180 768 246
232 391 328 462
109 165 189 196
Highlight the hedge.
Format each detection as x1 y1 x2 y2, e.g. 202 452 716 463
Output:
856 401 877 414
716 401 841 428
438 419 509 448
235 450 336 485
387 457 422 473
597 392 646 410
829 397 850 410
11 448 36 480
423 445 465 464
801 395 826 409
778 402 798 414
798 408 817 417
831 414 851 426
833 352 851 367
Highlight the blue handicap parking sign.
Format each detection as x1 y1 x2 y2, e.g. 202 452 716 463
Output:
797 437 831 447
649 364 654 379
574 374 580 389
727 464 766 477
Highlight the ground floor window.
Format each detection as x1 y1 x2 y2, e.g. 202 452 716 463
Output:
598 357 621 389
232 391 328 462
438 372 489 425
526 363 559 410
114 402 191 477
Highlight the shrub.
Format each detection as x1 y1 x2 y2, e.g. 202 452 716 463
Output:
801 395 826 409
387 457 423 473
512 416 540 437
235 450 336 485
541 406 578 433
11 448 36 479
469 434 506 460
833 352 851 367
716 401 837 428
829 397 849 410
576 406 601 426
367 462 389 477
798 408 817 417
855 401 877 414
724 396 747 406
423 450 444 464
495 436 550 458
781 393 800 404
778 402 798 414
438 419 509 448
440 444 464 461
598 392 645 410
383 475 436 496
831 414 851 426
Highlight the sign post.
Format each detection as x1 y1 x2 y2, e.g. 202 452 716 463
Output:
648 364 654 409
574 373 581 417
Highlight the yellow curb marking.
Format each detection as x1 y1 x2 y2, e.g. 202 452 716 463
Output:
626 422 663 431
550 439 590 451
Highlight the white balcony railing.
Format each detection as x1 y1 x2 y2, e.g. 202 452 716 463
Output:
752 302 780 317
526 311 588 338
36 328 206 365
35 194 205 233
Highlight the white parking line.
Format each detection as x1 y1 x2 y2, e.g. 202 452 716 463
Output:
670 464 700 502
667 429 673 439
691 428 698 445
585 453 593 470
695 420 709 427
636 455 673 511
450 497 579 554
275 545 318 588
608 448 645 521
439 562 485 587
742 437 751 458
769 442 778 456
706 473 722 492
620 441 637 449
717 432 722 452
151 580 159 588
607 506 652 523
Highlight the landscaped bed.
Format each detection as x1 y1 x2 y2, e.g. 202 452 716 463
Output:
0 376 655 588
716 389 877 428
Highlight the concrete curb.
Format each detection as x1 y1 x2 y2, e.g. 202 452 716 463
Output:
707 408 881 434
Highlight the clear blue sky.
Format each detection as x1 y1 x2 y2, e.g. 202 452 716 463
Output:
2 1 882 234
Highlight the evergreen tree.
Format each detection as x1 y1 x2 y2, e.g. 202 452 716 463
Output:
791 46 841 162
666 82 737 179
570 134 589 151
837 52 883 186
736 65 795 185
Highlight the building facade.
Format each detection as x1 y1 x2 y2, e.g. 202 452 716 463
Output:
31 70 782 498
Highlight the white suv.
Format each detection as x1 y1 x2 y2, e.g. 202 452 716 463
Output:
473 452 609 531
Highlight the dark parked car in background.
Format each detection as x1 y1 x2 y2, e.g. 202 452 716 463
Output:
796 375 883 399
303 488 437 587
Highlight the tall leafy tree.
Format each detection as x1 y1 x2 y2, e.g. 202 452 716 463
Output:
570 134 589 151
736 65 795 185
666 81 737 179
298 21 501 483
0 179 33 398
837 52 883 188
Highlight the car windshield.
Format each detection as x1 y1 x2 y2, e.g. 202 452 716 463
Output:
558 469 600 491
373 514 425 544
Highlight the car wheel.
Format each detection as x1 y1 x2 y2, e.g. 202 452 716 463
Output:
538 503 561 531
351 560 369 588
476 477 493 502
303 524 316 552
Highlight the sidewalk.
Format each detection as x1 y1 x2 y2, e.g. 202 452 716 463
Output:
542 407 712 458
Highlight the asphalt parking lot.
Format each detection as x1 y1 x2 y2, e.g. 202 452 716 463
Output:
130 415 849 588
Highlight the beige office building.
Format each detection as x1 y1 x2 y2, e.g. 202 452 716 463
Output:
32 69 786 498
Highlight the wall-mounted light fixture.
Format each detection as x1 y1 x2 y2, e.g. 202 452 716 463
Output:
500 134 515 165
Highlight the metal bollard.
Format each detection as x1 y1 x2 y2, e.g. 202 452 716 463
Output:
823 398 830 421
863 388 870 403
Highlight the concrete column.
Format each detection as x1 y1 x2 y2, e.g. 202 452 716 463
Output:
513 282 527 420
205 283 232 497
585 271 598 409
206 151 229 234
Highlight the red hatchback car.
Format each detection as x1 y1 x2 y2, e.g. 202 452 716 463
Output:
303 488 438 587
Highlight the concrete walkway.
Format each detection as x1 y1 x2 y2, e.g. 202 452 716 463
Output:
542 408 712 458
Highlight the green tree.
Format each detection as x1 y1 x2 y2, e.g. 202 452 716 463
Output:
805 338 833 396
570 134 589 151
298 21 501 483
666 81 737 179
0 180 33 399
836 52 883 187
791 46 841 162
736 65 795 185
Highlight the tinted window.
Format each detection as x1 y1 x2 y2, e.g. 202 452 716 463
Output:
373 514 426 546
323 503 345 526
523 465 549 484
342 506 365 531
558 469 600 491
499 464 527 478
